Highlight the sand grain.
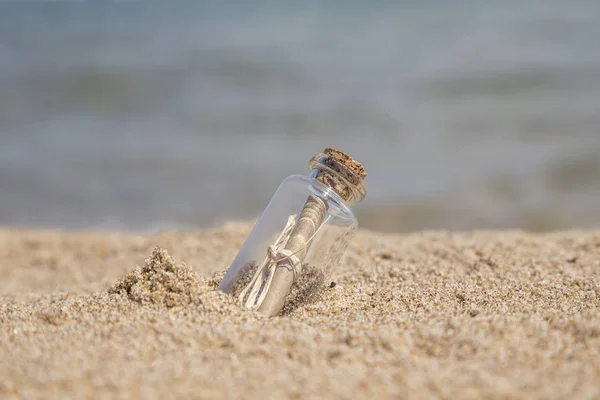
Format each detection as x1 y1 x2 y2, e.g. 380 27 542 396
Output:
1 224 599 399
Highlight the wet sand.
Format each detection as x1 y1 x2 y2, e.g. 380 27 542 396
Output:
1 223 599 398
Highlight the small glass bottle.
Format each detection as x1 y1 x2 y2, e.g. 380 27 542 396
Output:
218 148 367 317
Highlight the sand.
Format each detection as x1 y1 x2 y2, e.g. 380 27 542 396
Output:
1 222 599 399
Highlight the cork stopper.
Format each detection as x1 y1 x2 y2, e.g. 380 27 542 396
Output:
309 148 367 204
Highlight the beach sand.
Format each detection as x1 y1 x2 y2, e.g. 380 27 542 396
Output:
1 222 599 399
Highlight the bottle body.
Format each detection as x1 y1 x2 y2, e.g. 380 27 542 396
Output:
218 174 357 313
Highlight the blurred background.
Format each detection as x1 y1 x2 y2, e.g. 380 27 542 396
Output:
1 1 599 233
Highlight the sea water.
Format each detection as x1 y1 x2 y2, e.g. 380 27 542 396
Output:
1 1 599 232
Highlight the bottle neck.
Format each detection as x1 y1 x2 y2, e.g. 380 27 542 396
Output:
309 155 367 205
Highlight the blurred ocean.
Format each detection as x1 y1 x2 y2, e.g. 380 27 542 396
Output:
1 1 599 232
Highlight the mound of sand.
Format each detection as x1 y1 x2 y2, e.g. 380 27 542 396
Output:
1 224 599 398
109 247 206 308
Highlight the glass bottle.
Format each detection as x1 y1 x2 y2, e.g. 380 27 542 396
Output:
218 148 367 317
